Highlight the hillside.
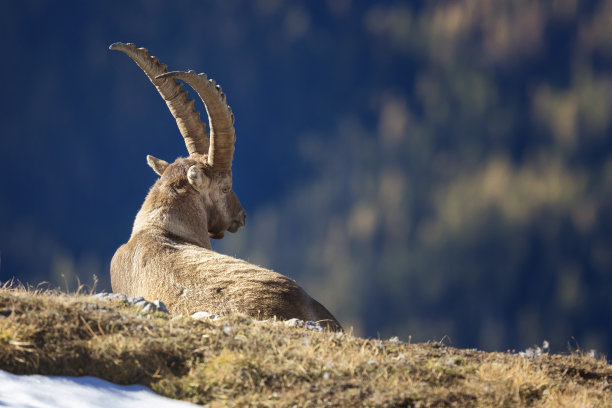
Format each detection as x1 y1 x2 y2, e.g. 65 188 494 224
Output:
0 287 610 407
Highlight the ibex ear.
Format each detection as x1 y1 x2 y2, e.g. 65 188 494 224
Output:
146 155 169 176
187 165 205 189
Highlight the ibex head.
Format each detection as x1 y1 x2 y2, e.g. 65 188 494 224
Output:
110 43 246 246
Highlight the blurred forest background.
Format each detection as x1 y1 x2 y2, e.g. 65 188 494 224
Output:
1 0 611 356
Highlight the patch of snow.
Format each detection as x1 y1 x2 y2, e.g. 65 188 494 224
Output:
0 370 198 408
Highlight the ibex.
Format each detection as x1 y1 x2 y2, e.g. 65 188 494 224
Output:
109 43 341 331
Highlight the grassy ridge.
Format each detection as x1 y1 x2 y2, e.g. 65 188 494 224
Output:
0 287 610 407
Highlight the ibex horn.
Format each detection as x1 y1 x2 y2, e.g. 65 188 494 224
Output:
109 42 210 156
157 70 236 172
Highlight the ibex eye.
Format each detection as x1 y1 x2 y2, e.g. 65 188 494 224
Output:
222 188 230 193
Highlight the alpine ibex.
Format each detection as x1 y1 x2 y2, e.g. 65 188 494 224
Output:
109 43 341 330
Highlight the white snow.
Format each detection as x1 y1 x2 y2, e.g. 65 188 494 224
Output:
0 369 199 408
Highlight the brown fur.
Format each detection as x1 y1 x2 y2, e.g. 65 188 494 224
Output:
111 155 342 330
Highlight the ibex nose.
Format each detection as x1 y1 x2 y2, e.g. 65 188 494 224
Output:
228 210 246 233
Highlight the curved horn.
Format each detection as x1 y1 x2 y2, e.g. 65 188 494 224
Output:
109 42 209 156
157 70 235 171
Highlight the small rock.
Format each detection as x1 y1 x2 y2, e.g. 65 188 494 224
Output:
191 311 220 320
129 296 145 304
443 357 462 366
284 319 323 331
108 293 127 302
519 347 541 358
284 318 305 328
140 303 154 314
389 336 400 343
95 293 168 314
519 340 550 358
93 292 128 302
305 321 323 332
134 301 147 309
93 292 121 302
152 300 168 314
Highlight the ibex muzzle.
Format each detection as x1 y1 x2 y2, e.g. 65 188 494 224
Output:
109 43 341 331
202 169 246 240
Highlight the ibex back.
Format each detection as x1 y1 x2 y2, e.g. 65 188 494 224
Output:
109 43 341 331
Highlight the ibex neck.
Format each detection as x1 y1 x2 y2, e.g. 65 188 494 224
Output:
131 206 212 249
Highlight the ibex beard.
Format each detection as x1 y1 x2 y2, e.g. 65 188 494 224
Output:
109 43 342 331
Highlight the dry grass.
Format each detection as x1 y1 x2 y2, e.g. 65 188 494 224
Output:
0 285 610 407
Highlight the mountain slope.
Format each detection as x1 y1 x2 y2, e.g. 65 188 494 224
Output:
0 287 610 407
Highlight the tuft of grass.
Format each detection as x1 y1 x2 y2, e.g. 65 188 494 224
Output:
0 285 610 407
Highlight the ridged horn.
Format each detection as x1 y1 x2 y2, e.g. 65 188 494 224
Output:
157 70 235 171
109 42 209 156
